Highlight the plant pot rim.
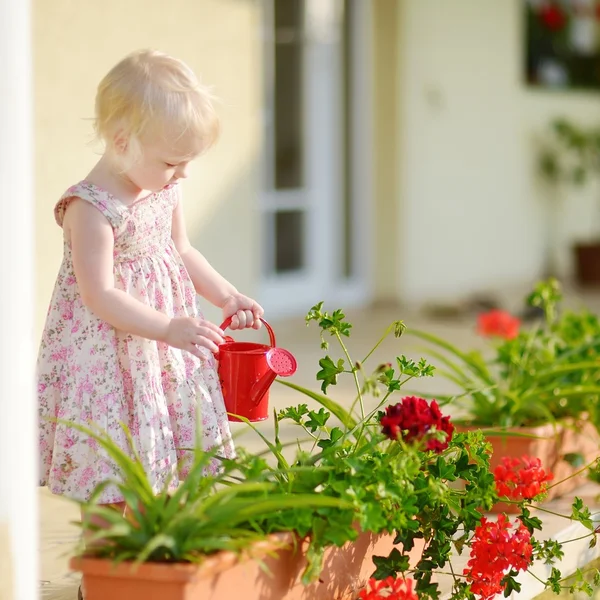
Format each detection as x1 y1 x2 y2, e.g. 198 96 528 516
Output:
70 532 297 582
455 416 591 434
455 421 565 436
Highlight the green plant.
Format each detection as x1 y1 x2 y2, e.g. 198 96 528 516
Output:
241 303 600 599
74 300 600 600
540 118 600 188
409 279 600 431
69 421 350 563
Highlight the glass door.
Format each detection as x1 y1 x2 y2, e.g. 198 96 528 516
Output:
260 0 371 318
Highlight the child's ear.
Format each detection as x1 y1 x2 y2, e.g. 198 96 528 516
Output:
113 130 129 154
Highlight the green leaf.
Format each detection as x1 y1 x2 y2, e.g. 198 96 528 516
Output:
305 301 325 326
396 355 435 379
415 575 438 598
302 544 325 585
429 457 456 481
278 404 310 424
531 539 564 564
275 379 357 430
408 329 494 385
501 570 522 597
224 494 351 525
519 507 543 533
134 534 176 566
305 408 331 432
231 416 290 472
306 303 352 338
316 356 345 393
371 547 410 579
393 528 423 553
571 497 594 530
548 567 563 594
317 427 344 450
56 420 155 505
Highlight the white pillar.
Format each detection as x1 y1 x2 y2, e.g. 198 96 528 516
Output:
0 0 38 598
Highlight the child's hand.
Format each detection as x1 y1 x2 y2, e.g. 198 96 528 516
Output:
222 293 264 330
164 317 225 356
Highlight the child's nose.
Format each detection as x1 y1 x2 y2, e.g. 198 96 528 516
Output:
176 163 189 179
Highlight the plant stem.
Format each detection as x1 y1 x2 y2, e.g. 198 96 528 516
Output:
524 504 572 520
448 558 459 586
361 323 394 365
350 391 393 451
559 565 600 582
527 569 550 587
398 375 415 388
408 568 467 579
335 330 365 419
560 532 594 545
546 455 600 491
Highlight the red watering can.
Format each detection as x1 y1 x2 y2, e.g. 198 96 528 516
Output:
217 317 297 422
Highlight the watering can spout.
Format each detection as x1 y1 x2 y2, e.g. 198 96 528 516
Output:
250 345 297 405
250 370 278 406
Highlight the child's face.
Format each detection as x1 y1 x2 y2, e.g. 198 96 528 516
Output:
123 135 201 193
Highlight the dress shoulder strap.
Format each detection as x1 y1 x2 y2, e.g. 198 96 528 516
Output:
54 181 127 230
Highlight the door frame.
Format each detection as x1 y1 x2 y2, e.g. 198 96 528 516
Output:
259 0 374 320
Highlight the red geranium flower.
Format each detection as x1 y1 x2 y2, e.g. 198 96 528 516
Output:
477 309 520 340
380 396 454 453
464 515 533 600
359 576 417 600
494 455 554 501
539 3 567 31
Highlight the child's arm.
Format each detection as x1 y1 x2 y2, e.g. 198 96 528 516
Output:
171 197 264 330
65 199 225 355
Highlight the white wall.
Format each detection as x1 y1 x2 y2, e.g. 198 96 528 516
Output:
397 0 600 305
0 1 37 598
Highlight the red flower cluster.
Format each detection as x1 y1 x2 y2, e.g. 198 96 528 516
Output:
477 309 520 340
539 3 567 31
380 396 454 453
464 515 533 600
359 577 417 600
494 455 554 501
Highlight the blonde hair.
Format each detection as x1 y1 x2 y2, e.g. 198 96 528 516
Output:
94 49 219 162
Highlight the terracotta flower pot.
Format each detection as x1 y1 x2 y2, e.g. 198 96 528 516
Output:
458 420 600 514
70 531 425 600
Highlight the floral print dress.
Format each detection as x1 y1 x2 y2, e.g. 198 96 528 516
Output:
37 181 235 503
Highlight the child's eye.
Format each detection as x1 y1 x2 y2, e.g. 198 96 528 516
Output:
165 162 177 168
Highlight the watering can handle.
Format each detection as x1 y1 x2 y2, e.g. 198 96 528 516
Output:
219 316 276 348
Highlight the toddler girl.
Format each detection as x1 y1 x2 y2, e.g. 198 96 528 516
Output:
38 50 262 514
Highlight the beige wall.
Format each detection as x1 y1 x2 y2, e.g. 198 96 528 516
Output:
396 0 600 305
34 0 263 335
372 0 401 304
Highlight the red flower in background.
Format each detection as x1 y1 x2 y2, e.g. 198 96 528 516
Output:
494 455 554 501
539 3 567 31
464 515 533 600
477 309 520 340
380 396 454 453
359 576 417 600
